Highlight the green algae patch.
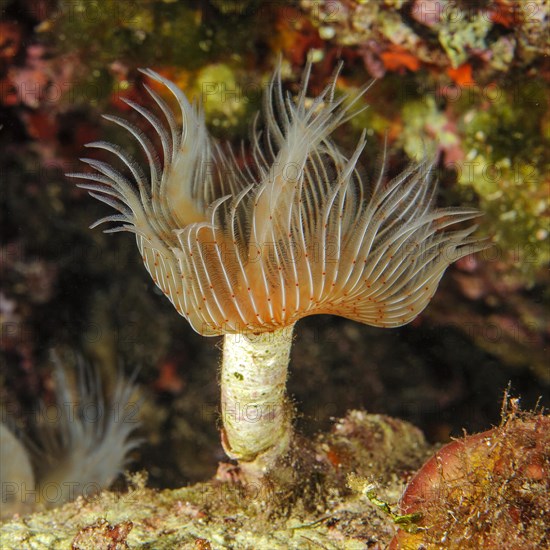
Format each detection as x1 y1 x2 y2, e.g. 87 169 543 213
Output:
456 80 549 280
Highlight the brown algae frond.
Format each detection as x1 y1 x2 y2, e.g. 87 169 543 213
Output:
68 60 487 480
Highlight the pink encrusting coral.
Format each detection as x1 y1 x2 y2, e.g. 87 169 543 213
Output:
69 62 487 337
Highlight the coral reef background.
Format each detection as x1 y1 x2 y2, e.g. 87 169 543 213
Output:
1 0 548 495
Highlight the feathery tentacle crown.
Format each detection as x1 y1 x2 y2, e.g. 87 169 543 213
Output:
70 63 485 336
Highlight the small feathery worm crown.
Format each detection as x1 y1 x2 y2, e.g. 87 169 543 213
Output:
69 61 487 336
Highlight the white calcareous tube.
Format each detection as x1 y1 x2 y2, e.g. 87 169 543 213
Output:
221 327 294 480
